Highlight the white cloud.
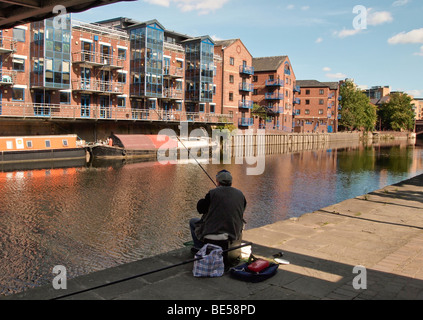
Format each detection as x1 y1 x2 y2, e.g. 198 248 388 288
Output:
367 10 393 26
323 67 331 72
144 0 170 6
414 46 423 56
326 72 347 79
333 29 362 38
388 28 423 44
315 37 323 43
392 0 410 7
406 89 423 97
144 0 229 14
301 6 310 11
286 4 294 10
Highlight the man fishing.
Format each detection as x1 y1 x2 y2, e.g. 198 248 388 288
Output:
189 169 247 253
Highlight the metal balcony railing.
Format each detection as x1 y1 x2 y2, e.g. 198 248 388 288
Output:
265 79 284 87
0 101 233 124
265 93 284 100
0 69 17 85
72 51 125 69
163 66 184 78
238 100 253 109
293 85 301 93
239 82 254 92
238 117 254 126
239 65 254 75
0 36 17 53
72 79 124 94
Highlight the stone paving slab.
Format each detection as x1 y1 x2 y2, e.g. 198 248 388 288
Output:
3 173 423 301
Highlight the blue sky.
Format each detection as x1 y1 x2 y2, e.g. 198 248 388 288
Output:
74 0 423 97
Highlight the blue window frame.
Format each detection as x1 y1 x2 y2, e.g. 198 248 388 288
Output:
12 88 24 101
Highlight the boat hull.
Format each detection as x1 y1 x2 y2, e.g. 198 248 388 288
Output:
0 148 87 164
89 145 157 160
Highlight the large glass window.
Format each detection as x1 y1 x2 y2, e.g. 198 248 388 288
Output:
13 28 25 42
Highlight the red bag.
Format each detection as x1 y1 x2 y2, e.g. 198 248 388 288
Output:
247 259 270 273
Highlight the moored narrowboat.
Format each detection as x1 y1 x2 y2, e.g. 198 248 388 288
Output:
0 134 87 164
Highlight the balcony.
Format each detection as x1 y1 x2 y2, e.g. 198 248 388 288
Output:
72 51 125 69
284 69 291 76
238 100 253 109
239 82 254 92
163 66 184 78
0 36 17 53
238 117 254 127
265 93 284 100
0 101 233 124
293 98 301 105
0 70 16 85
163 88 183 100
293 85 301 93
239 65 254 75
72 79 124 94
338 96 342 101
266 106 283 114
265 79 284 87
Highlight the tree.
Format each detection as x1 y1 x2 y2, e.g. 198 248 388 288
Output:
378 92 415 131
339 81 377 132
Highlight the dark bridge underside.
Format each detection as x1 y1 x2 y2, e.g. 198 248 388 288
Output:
0 0 134 29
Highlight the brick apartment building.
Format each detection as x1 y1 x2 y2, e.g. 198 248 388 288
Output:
293 80 340 133
214 39 254 130
251 56 298 132
0 14 347 139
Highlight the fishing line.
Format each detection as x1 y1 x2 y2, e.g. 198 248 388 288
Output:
175 134 217 187
50 242 252 300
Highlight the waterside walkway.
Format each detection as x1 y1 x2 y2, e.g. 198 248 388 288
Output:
5 174 423 300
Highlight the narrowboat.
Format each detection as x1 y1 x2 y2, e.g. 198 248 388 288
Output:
89 134 178 160
0 134 87 164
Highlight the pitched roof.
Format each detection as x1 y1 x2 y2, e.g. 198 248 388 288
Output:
296 80 339 89
214 39 238 48
252 56 288 72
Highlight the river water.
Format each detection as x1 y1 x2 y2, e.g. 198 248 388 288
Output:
1 139 422 296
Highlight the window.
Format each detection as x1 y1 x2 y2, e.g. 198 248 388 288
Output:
13 58 25 72
268 75 274 81
229 92 233 101
319 89 324 95
62 139 68 147
210 104 215 113
229 75 234 83
319 109 323 115
229 57 234 65
117 73 126 83
117 97 126 107
118 48 126 60
13 28 25 42
45 140 51 148
12 88 24 101
305 99 310 105
60 92 70 104
306 90 310 95
305 109 310 115
253 89 258 95
199 103 205 112
6 141 13 149
27 141 33 148
253 76 258 82
319 99 324 105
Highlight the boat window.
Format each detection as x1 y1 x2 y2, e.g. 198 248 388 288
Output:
45 140 51 148
62 139 68 147
27 141 33 148
6 141 13 149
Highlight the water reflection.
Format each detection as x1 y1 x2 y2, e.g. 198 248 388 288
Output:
0 140 422 296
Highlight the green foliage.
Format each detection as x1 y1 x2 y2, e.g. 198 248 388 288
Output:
378 92 415 131
339 81 377 132
251 104 267 120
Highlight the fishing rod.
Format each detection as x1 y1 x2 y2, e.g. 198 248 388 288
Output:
175 134 217 187
50 241 253 300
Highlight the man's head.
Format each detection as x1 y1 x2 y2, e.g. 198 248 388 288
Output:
216 169 232 186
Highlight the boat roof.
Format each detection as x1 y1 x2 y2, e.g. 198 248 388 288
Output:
111 134 177 150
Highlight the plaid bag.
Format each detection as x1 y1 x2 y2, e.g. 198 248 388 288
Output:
193 243 224 277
